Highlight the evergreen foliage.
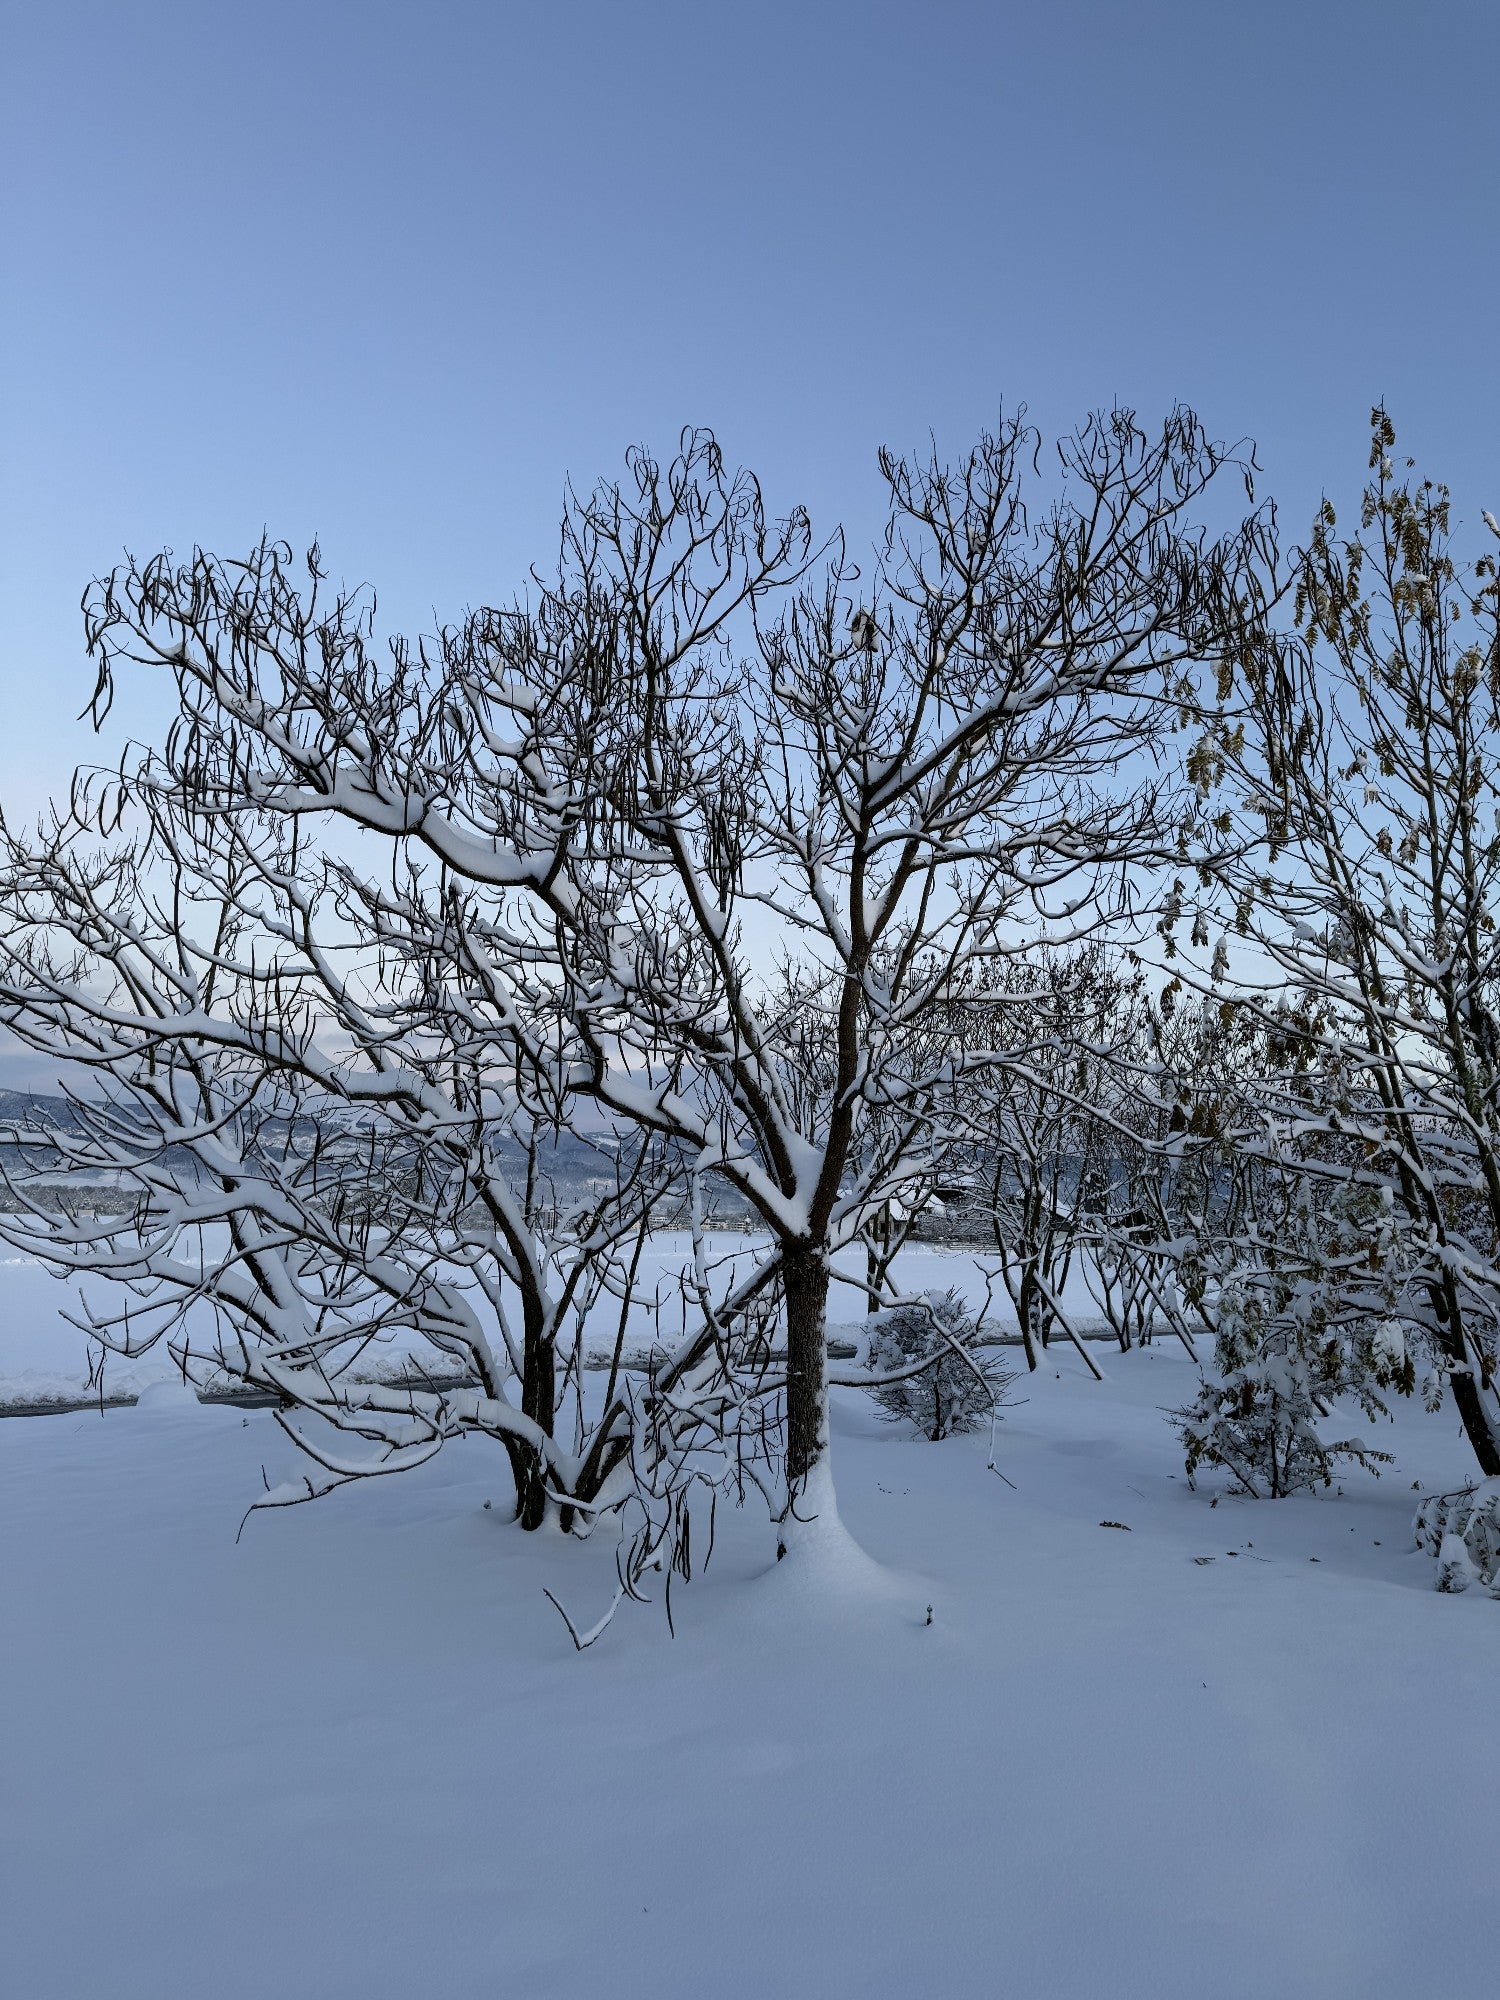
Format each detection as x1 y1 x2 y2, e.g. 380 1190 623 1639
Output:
866 1289 1014 1441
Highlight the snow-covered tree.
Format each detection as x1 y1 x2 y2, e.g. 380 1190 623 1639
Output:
0 769 684 1536
520 412 1269 1551
0 407 1270 1573
1087 994 1419 1497
1168 1174 1401 1497
949 945 1138 1374
1186 409 1500 1479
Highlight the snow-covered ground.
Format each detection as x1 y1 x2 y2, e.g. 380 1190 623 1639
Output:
3 1254 1494 2000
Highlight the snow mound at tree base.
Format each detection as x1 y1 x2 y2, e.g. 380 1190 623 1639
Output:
763 1464 932 1627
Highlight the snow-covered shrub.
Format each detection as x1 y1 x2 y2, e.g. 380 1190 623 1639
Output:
1172 1342 1394 1498
1414 1480 1500 1595
1169 1173 1409 1498
865 1289 1013 1440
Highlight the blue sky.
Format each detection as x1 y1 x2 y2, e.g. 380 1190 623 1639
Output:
5 0 1499 817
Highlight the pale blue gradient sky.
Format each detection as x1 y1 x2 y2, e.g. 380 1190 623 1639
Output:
4 0 1499 816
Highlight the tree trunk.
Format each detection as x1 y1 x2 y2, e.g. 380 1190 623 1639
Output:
1433 1283 1500 1477
781 1245 831 1550
1017 1264 1040 1371
507 1322 558 1532
1451 1372 1500 1478
865 1207 892 1314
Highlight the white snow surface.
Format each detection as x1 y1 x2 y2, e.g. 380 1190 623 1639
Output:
2 1255 1497 1998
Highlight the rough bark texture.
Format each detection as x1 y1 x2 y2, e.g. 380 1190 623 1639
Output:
1452 1383 1500 1478
510 1317 558 1531
782 1246 832 1526
1443 1334 1500 1478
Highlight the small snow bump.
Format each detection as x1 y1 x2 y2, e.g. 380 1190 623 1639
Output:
132 1380 201 1413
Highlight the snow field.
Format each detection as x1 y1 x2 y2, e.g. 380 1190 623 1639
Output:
3 1320 1494 2000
